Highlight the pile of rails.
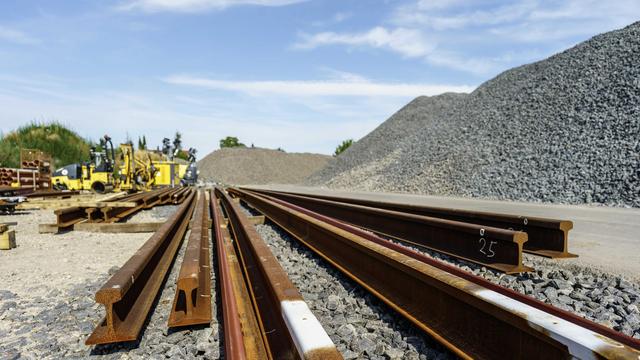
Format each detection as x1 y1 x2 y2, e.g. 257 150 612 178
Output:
231 187 640 358
43 187 191 232
246 188 575 274
86 188 341 359
82 186 640 359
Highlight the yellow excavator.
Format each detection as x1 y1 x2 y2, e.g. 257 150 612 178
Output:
117 143 157 192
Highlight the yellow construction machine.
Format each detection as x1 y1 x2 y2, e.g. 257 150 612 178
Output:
52 135 115 193
116 143 157 192
52 135 197 193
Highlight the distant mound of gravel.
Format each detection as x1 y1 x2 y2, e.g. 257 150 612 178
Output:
308 22 640 207
198 147 331 185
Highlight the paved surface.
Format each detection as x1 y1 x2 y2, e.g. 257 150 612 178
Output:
247 185 640 281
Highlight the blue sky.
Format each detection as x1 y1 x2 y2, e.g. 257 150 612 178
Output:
1 0 638 156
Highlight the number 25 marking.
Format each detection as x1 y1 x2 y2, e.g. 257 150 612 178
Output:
479 238 497 258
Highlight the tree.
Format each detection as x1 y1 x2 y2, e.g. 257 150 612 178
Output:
219 136 245 148
173 131 182 151
137 135 147 150
334 139 354 156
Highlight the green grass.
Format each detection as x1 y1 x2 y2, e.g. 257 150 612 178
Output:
0 122 92 168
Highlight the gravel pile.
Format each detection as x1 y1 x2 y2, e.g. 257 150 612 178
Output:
0 230 221 359
198 147 331 185
308 22 640 207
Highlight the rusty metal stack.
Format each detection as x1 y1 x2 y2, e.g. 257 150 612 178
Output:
0 150 52 189
0 168 40 188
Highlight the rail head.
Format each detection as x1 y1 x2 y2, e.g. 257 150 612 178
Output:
95 190 195 303
168 189 212 328
210 188 248 360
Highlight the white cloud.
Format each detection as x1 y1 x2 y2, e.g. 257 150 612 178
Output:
393 1 538 30
0 26 40 45
163 74 474 97
117 0 306 13
295 0 640 76
294 26 433 58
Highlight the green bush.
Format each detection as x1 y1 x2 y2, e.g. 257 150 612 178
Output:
0 121 92 168
219 136 246 149
334 139 354 156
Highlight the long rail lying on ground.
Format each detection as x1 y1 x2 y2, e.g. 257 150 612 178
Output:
230 188 640 359
86 189 195 345
54 187 188 230
211 188 248 359
247 189 531 273
214 187 341 359
246 187 576 259
168 189 212 327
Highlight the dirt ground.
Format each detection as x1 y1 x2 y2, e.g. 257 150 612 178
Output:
0 208 171 298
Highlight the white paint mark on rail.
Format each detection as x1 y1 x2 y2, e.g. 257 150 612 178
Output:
281 300 336 357
475 289 636 360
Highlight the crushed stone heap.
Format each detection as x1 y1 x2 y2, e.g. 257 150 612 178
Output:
308 22 640 207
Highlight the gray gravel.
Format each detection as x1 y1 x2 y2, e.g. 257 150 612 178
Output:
0 230 221 359
308 21 640 207
255 222 454 360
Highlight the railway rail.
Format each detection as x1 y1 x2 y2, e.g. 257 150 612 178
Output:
214 187 341 359
53 187 185 230
247 189 531 273
79 185 639 359
230 187 640 359
86 189 195 344
248 187 575 259
168 189 212 327
85 187 340 359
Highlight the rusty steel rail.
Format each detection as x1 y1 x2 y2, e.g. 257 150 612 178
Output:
244 189 531 273
216 188 341 360
54 206 89 228
247 188 576 258
211 189 255 360
86 189 195 345
172 187 191 204
232 188 640 360
26 190 80 198
55 190 150 228
98 188 175 223
168 189 212 327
